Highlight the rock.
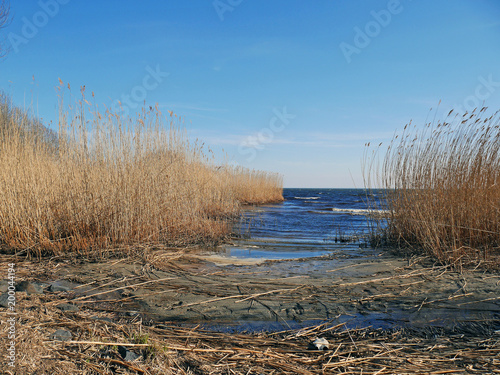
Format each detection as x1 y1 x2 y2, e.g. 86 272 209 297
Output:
0 293 10 308
0 280 9 293
118 345 141 362
49 329 72 341
49 280 79 293
56 303 79 312
308 337 329 350
16 281 44 295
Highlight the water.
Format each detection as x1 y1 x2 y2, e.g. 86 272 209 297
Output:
202 189 500 333
221 188 386 260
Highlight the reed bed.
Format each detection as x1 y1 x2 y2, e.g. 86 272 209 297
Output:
0 88 283 257
227 166 284 205
366 107 500 269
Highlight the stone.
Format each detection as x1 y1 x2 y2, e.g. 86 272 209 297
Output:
0 293 10 308
16 280 44 295
308 337 329 350
0 280 9 293
49 329 72 341
118 345 141 362
49 280 79 293
56 303 79 312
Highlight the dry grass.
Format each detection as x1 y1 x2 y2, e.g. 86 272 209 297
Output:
365 106 500 269
2 253 498 375
0 87 283 257
9 295 500 375
227 166 284 204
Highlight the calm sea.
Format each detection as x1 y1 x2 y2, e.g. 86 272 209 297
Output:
224 188 386 259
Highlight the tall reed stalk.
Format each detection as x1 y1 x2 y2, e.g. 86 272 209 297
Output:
366 107 500 269
0 86 283 257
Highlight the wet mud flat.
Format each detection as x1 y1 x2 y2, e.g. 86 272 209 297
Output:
2 249 500 374
15 247 500 332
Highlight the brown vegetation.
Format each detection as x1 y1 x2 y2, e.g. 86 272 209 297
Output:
13 295 500 374
366 107 500 269
0 87 283 257
2 252 498 374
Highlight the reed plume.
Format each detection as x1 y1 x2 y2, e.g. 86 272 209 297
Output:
366 107 500 269
0 86 283 257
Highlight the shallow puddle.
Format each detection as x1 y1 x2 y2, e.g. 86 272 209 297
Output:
187 309 500 334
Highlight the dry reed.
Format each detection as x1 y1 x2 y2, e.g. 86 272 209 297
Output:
0 86 283 257
7 283 499 375
3 252 497 375
366 106 500 268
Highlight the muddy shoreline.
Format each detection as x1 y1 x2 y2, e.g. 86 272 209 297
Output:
2 248 500 374
16 247 500 332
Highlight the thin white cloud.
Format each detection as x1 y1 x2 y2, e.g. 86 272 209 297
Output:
192 134 244 146
188 130 395 150
159 102 229 113
306 131 395 142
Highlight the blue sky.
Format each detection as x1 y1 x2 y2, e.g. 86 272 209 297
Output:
1 0 500 187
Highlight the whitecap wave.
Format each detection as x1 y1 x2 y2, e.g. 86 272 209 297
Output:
307 210 332 215
331 208 390 216
294 197 320 200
